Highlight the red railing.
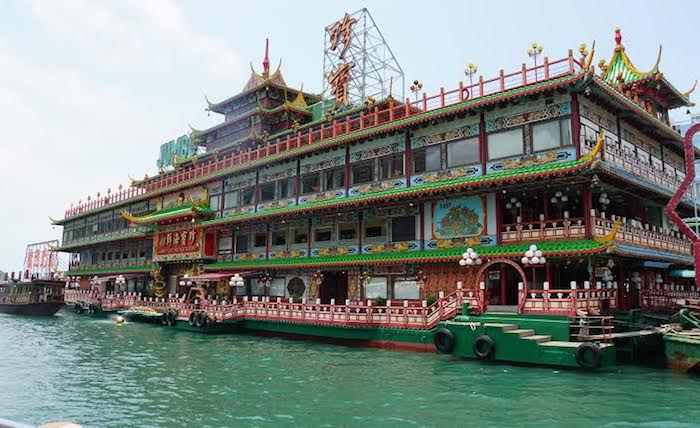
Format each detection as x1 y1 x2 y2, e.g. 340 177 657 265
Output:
501 217 585 243
519 282 618 316
592 214 692 255
66 284 485 330
62 53 581 220
640 289 700 313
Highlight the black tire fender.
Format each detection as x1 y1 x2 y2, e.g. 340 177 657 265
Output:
188 311 197 326
434 328 456 353
576 342 603 370
473 335 495 359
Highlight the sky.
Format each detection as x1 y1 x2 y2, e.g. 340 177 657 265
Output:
0 0 698 272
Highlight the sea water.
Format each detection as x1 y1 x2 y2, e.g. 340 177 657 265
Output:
1 310 699 427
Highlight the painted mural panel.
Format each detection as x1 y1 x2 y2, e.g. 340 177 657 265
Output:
432 196 485 239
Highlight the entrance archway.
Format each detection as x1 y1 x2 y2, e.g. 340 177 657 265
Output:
473 258 528 309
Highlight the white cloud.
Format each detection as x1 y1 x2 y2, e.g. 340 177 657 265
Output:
27 0 242 80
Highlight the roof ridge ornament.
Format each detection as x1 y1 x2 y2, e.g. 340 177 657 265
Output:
683 80 697 98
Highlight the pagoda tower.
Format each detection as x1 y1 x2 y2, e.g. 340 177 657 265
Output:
197 39 321 153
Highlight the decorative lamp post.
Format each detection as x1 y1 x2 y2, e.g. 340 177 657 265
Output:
115 275 126 293
505 197 522 222
598 192 611 212
464 63 478 91
654 273 664 291
458 248 482 267
409 80 423 103
90 275 100 291
229 273 245 297
527 43 544 80
521 244 546 288
631 272 642 289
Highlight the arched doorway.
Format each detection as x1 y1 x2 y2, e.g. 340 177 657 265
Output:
473 259 528 311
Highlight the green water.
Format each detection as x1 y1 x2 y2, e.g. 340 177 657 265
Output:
1 310 699 427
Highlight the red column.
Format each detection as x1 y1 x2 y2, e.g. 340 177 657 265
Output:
345 145 351 194
583 182 592 239
479 112 487 174
419 202 425 250
500 265 507 305
571 93 581 158
496 193 503 245
405 130 412 187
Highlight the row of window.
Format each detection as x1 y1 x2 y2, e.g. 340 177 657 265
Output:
224 275 420 300
218 216 417 255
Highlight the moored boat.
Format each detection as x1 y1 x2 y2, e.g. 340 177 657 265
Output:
0 280 65 316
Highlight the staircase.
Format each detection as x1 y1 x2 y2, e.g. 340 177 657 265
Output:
443 313 616 368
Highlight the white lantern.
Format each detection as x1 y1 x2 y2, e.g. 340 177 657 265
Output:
539 257 546 264
529 245 537 252
462 252 469 259
475 258 483 265
521 257 530 264
466 258 474 266
469 252 478 259
531 256 540 264
525 250 534 258
535 250 543 258
459 259 467 267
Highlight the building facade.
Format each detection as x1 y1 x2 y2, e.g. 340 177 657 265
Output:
54 29 697 314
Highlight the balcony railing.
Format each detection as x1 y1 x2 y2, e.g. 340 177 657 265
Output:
582 138 688 197
519 281 618 316
639 288 700 313
63 53 582 220
501 216 585 243
592 213 692 255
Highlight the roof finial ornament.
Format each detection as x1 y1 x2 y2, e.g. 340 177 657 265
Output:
614 27 622 47
262 38 270 79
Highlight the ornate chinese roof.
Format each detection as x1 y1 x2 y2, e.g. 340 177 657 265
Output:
204 240 610 271
121 200 214 226
598 28 693 108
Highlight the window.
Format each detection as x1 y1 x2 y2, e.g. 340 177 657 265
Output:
269 278 285 296
258 182 275 202
254 233 267 248
314 227 332 242
413 145 441 173
278 178 294 199
364 219 386 239
235 234 248 254
447 137 480 167
352 160 374 184
391 216 416 242
365 276 388 299
393 278 420 300
250 278 264 295
241 187 255 205
339 223 357 240
223 191 239 209
218 237 232 255
379 154 404 180
532 119 571 152
302 173 321 194
294 229 308 244
325 167 345 190
209 195 221 211
488 128 524 160
271 230 287 247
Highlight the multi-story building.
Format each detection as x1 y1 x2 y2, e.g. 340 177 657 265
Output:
55 28 697 315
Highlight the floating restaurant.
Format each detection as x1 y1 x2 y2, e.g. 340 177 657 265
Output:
53 10 700 369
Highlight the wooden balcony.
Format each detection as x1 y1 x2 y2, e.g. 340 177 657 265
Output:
592 214 692 255
501 217 585 243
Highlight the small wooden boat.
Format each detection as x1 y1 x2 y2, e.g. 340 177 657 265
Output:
0 280 65 316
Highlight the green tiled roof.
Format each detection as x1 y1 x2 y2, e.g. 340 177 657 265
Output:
204 240 607 270
126 204 213 226
200 155 593 228
53 229 152 252
66 265 154 276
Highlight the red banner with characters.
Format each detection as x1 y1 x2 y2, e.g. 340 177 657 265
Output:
154 227 202 261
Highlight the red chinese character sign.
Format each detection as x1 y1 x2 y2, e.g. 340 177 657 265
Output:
24 240 59 280
322 9 404 107
153 227 216 262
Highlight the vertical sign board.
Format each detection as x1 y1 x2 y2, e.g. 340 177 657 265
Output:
24 240 59 280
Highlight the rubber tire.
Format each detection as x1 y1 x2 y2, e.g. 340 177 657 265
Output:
576 342 603 370
188 311 196 326
434 328 456 353
473 335 495 359
167 311 176 327
161 313 169 325
74 303 81 314
195 311 207 328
